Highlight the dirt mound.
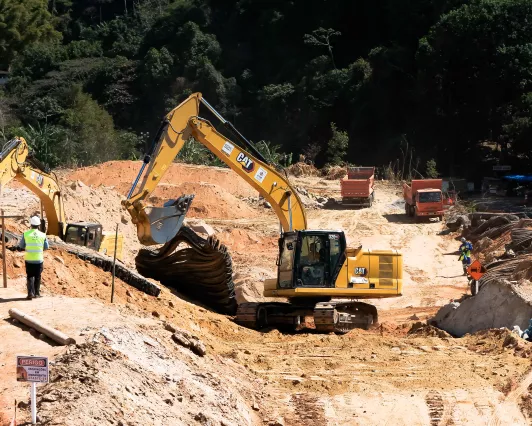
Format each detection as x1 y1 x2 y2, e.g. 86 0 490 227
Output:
322 165 347 180
285 162 319 177
216 228 276 253
148 182 259 220
33 333 262 426
408 322 452 338
431 279 532 337
62 181 141 266
65 161 257 198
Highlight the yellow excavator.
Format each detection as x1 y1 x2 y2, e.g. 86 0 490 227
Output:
124 93 403 333
0 137 122 258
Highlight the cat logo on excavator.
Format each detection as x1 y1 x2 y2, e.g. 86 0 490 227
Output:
236 152 255 172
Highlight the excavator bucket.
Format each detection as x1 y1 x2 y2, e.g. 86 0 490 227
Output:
144 195 195 244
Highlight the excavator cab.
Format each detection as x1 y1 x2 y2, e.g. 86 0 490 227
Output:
278 230 346 289
63 223 103 251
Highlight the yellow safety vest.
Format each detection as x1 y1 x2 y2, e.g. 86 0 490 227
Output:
23 229 46 262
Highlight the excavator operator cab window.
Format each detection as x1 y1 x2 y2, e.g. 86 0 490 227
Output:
298 234 328 287
278 234 297 288
87 227 97 249
64 226 84 246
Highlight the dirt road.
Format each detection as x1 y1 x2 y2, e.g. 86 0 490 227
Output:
1 162 531 425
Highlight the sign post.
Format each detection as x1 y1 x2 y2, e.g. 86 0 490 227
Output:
111 223 119 303
16 355 49 425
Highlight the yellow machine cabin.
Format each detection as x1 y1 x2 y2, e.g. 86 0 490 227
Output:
264 230 402 299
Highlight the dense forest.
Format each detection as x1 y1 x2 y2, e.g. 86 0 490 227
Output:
1 0 532 178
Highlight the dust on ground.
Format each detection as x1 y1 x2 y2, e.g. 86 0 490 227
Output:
1 161 530 425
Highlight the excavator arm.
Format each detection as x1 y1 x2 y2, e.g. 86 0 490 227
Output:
124 92 307 245
0 138 66 236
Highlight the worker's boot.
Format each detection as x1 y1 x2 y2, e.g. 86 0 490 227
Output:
26 277 35 300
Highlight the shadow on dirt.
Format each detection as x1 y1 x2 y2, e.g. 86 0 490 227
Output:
384 213 442 224
383 214 412 224
322 202 370 211
0 297 28 303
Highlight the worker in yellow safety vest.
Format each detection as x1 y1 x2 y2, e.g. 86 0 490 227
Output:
17 216 49 299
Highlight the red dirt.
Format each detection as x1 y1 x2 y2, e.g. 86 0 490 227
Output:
65 161 257 198
148 181 259 220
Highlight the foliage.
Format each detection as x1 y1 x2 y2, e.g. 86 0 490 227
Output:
0 0 59 68
177 137 225 167
2 0 532 175
304 28 341 69
426 158 438 178
326 123 348 166
254 140 285 165
301 143 322 165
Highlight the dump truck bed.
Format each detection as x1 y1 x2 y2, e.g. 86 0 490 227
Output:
341 167 375 203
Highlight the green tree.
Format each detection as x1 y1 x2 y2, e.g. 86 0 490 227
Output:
417 0 532 170
60 85 118 166
326 122 349 165
426 158 438 178
304 27 341 69
0 0 59 67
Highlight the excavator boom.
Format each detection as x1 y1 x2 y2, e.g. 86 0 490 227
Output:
125 93 307 245
0 138 65 235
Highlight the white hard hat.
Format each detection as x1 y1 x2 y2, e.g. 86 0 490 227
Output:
30 216 41 226
460 237 466 243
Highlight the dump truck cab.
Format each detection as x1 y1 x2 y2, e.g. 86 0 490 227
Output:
404 179 444 221
416 188 443 215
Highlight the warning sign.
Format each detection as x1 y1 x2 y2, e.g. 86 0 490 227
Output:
467 260 485 281
16 356 49 383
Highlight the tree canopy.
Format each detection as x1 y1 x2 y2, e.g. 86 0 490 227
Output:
1 0 532 176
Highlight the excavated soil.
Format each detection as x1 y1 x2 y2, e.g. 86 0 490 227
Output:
64 160 258 198
1 162 532 425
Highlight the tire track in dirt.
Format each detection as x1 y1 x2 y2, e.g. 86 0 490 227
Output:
488 368 532 426
284 393 327 426
426 391 446 426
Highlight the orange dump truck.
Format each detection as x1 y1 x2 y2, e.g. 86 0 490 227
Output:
403 179 444 221
341 167 375 207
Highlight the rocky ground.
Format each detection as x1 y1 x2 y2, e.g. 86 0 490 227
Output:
1 161 531 425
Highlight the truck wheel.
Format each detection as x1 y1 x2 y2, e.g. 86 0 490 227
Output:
405 203 409 215
410 205 415 217
368 195 373 208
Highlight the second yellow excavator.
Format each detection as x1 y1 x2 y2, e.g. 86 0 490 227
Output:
123 93 403 333
0 137 122 258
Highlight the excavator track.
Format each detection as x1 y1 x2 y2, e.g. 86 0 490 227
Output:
135 226 237 315
235 300 378 334
314 301 378 334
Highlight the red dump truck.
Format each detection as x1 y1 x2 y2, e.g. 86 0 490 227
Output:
403 179 444 221
341 167 375 207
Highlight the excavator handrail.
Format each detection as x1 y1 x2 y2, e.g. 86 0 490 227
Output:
124 92 307 245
